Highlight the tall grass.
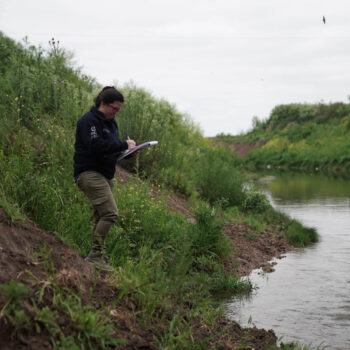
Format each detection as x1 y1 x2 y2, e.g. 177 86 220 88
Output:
285 221 318 247
117 83 245 204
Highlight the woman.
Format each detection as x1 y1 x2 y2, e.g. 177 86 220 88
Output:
74 86 136 271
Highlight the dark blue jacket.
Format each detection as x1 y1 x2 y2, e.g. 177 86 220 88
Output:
74 107 128 180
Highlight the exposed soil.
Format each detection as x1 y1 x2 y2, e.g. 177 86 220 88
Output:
210 138 265 158
0 208 159 350
0 167 293 349
223 223 292 276
230 141 264 158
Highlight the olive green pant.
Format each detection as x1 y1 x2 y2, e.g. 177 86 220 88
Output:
76 171 118 249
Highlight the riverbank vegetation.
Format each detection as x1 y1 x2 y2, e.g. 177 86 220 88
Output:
215 101 350 174
0 32 318 349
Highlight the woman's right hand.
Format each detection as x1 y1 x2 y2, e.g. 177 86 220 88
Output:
126 139 136 149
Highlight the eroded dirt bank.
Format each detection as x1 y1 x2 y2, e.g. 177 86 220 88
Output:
223 223 292 276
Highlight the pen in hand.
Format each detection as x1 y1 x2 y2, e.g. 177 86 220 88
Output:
125 132 136 149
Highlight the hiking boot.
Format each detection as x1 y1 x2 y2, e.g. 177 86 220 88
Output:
85 251 113 272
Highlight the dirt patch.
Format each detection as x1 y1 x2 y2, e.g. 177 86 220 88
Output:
0 208 157 349
0 210 94 288
191 315 277 350
231 141 265 158
223 222 292 276
210 138 265 158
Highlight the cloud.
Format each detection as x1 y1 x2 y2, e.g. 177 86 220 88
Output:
1 0 350 136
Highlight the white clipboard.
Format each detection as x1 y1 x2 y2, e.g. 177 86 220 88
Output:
117 141 158 161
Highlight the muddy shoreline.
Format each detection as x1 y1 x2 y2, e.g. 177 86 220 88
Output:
223 222 292 277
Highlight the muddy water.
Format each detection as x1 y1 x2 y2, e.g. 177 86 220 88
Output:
225 172 350 350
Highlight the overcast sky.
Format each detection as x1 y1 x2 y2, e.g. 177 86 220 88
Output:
1 0 349 136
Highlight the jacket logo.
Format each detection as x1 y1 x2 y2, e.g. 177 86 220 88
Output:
90 126 98 139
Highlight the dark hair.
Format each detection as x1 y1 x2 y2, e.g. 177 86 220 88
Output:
94 86 124 107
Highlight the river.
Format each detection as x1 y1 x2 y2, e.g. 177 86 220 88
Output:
225 172 350 350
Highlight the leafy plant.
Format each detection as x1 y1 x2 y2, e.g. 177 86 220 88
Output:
194 148 244 206
156 314 190 349
0 279 29 305
190 203 227 258
241 190 271 213
57 294 123 349
34 305 61 336
0 279 30 328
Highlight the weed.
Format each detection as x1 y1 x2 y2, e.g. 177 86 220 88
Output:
272 339 330 350
0 189 27 223
193 255 221 273
54 335 81 350
0 279 30 328
156 314 189 349
0 279 29 306
191 203 229 258
285 220 318 246
209 273 253 296
33 304 61 336
57 294 124 348
32 244 55 275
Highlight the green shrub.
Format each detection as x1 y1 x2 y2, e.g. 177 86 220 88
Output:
241 190 271 213
194 148 244 206
190 203 230 259
268 103 316 129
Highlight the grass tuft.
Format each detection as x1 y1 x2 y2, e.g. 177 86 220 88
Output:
285 220 318 247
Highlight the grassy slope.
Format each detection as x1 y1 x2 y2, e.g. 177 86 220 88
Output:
0 175 283 350
0 33 317 349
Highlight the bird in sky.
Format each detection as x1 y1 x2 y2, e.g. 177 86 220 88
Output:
323 16 326 24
